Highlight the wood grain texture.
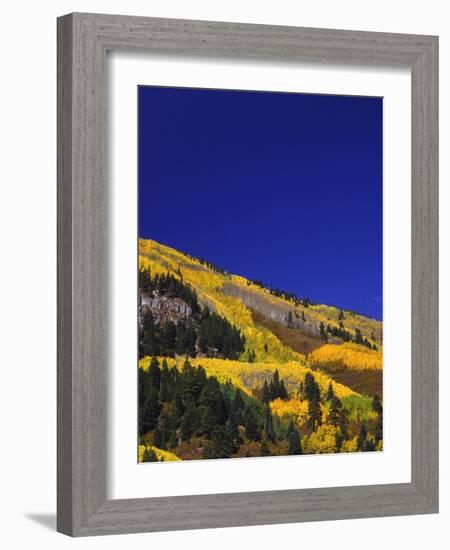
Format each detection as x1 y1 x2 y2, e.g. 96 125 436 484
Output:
57 12 439 537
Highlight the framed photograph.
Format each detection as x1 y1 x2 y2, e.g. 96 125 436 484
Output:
57 13 438 536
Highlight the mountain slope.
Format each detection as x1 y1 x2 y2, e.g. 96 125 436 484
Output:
139 238 382 381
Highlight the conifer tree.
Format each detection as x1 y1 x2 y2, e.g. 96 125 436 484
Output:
287 419 302 455
142 446 158 462
357 424 368 451
153 426 164 449
230 390 245 425
140 386 161 434
180 401 197 441
261 380 271 404
244 407 260 441
263 405 275 441
148 356 161 392
328 396 342 427
159 359 171 402
326 382 335 402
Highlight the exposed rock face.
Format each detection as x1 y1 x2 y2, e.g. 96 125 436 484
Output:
221 282 320 338
139 289 192 325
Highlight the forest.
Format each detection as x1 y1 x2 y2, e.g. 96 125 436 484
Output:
137 239 383 462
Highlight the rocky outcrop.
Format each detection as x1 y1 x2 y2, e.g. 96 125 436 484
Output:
139 289 192 325
221 282 320 338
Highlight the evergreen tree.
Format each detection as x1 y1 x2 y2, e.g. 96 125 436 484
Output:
203 426 235 459
140 386 161 434
180 401 197 441
159 359 171 402
139 310 159 358
244 407 260 441
230 390 245 425
328 396 342 427
160 320 177 356
264 342 269 353
326 382 335 402
354 328 364 345
261 380 271 404
304 372 321 403
319 321 327 341
142 446 158 462
307 397 322 432
263 405 275 441
153 426 164 449
198 378 227 435
357 424 368 451
147 356 161 391
338 407 350 440
287 419 302 455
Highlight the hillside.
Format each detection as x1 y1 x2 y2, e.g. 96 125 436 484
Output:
138 238 383 460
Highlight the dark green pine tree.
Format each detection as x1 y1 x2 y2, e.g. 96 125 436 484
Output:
328 396 342 427
278 379 288 400
147 356 161 392
139 310 159 358
304 372 321 403
225 419 239 454
244 407 260 441
153 426 164 449
326 382 335 402
357 424 368 451
161 320 177 356
354 328 364 345
139 386 161 434
287 420 302 455
203 425 235 459
159 359 171 402
307 396 322 432
180 401 197 441
142 447 158 462
197 378 227 436
230 389 245 426
261 380 271 404
262 405 275 441
263 342 269 353
319 321 327 341
338 407 350 440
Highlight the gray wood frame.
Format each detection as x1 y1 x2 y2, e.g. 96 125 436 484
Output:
57 12 439 537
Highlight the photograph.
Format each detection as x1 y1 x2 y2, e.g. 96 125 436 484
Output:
137 86 383 462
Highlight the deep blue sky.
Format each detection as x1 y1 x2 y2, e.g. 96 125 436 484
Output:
139 86 382 320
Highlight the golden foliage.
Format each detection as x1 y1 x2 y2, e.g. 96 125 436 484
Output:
340 436 359 453
303 424 340 454
139 356 356 399
138 444 181 463
270 398 309 425
309 342 382 372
